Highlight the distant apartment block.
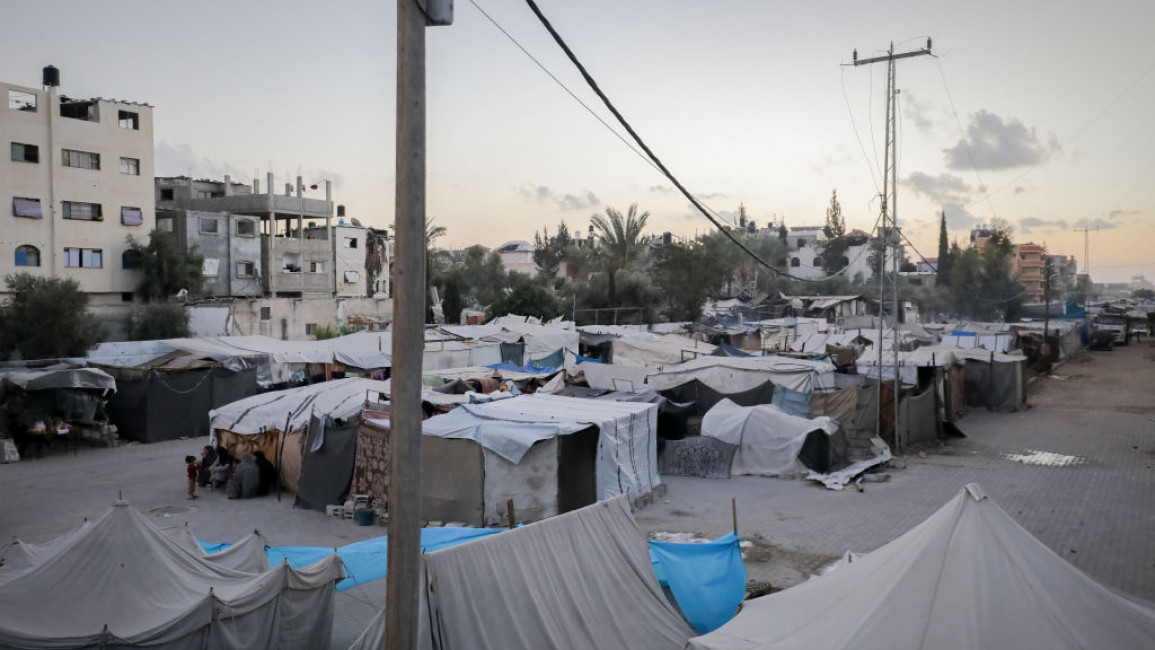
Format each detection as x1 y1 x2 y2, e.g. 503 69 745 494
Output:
156 173 346 298
1015 242 1046 302
495 240 537 276
1 66 155 307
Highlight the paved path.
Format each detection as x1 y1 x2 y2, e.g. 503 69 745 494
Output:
2 342 1152 646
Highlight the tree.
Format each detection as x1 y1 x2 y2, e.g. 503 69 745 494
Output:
488 275 563 322
128 230 204 301
131 301 190 340
0 274 102 360
820 190 850 274
936 210 953 286
589 204 650 305
533 222 573 278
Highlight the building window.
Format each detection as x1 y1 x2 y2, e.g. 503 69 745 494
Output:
282 253 301 273
64 247 102 268
237 261 256 278
122 249 142 269
60 100 98 122
309 261 325 273
62 201 102 221
343 237 358 249
260 306 271 320
199 217 219 234
13 197 43 219
203 258 220 277
10 142 39 163
121 292 134 302
195 190 224 199
157 217 174 232
119 157 140 175
305 323 318 336
797 238 806 249
120 207 143 226
118 110 139 130
236 220 256 237
8 90 37 112
790 257 800 267
14 245 40 267
344 270 360 283
159 188 175 201
62 149 100 170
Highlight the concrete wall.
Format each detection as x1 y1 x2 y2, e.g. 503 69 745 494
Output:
177 210 263 298
263 236 333 296
1 80 154 301
215 296 393 340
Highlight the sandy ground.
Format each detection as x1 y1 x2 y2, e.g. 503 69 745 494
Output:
2 341 1152 647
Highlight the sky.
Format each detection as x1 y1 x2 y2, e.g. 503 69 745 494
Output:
4 0 1153 283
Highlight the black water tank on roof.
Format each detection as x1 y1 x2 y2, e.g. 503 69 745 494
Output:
43 65 59 88
337 204 346 217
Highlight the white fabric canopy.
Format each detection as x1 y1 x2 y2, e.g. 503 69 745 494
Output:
0 501 342 650
701 399 838 476
689 483 1155 650
209 377 389 436
421 394 660 503
645 356 835 394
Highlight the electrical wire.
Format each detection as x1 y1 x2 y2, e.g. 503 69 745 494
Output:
935 58 998 219
840 67 882 193
520 0 848 283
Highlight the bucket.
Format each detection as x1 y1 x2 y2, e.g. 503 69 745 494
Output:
354 508 376 526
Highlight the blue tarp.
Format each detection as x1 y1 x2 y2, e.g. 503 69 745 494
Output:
771 386 812 418
950 330 978 336
201 527 502 592
649 532 747 633
574 353 603 364
486 360 558 375
712 344 753 357
530 348 565 370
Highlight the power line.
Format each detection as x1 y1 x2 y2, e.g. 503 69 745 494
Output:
935 58 998 219
520 0 843 283
840 67 881 193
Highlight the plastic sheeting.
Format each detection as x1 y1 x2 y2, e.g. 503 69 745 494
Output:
422 496 694 649
0 367 116 392
689 483 1155 650
771 386 812 418
209 377 390 437
701 399 839 476
645 356 835 394
0 501 343 650
421 393 660 503
650 532 747 633
660 379 777 417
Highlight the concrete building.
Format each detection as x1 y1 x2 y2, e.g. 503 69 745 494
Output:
1015 242 1046 302
304 213 368 298
156 173 336 298
2 67 155 322
495 240 537 276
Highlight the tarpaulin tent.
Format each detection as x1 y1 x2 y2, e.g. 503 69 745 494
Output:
422 496 694 649
660 378 777 417
0 501 343 650
650 532 747 633
701 399 844 476
645 356 836 394
689 483 1155 650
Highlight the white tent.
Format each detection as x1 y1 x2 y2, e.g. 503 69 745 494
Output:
689 483 1155 650
0 501 343 649
422 393 660 503
645 356 836 394
209 377 390 437
701 399 839 476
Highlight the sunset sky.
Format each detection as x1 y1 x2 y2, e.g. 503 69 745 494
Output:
5 0 1153 282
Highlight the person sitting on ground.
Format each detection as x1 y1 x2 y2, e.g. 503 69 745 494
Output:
209 458 231 491
228 453 260 500
253 450 276 496
197 445 217 487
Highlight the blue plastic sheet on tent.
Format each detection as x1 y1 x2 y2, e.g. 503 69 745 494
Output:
649 532 747 633
486 360 557 375
950 330 977 336
201 527 502 592
574 353 603 364
771 386 812 418
712 343 752 357
530 348 565 370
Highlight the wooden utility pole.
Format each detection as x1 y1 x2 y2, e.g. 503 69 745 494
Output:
387 1 451 648
850 40 932 452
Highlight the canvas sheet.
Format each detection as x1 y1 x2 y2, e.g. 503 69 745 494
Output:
0 367 116 392
0 501 342 650
701 399 838 477
650 532 747 634
420 393 660 502
573 360 653 391
351 419 390 501
209 378 390 436
423 496 694 650
689 484 1155 650
645 356 835 394
611 336 717 367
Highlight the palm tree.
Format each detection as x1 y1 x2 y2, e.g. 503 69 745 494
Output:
590 204 650 305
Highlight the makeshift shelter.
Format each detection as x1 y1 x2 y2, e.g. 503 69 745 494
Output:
701 399 845 476
0 500 343 649
689 483 1155 650
645 356 836 395
0 366 117 453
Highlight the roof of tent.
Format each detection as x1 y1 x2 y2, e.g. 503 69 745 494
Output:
645 356 836 394
701 399 838 477
0 367 116 392
689 483 1155 650
0 501 341 649
209 377 390 435
419 393 660 502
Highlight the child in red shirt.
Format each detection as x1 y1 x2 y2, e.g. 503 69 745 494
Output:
185 455 200 499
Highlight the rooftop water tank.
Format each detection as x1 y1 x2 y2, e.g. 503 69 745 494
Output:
43 65 60 88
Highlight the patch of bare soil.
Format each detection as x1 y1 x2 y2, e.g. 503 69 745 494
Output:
742 532 838 576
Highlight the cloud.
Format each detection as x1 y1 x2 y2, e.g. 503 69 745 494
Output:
1018 217 1068 234
942 201 981 230
1073 218 1119 231
905 171 973 204
1013 186 1026 195
519 184 601 211
901 91 936 134
155 141 245 181
649 185 674 194
943 110 1056 170
1107 209 1140 221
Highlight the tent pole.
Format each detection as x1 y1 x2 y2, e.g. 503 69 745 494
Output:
276 411 290 502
